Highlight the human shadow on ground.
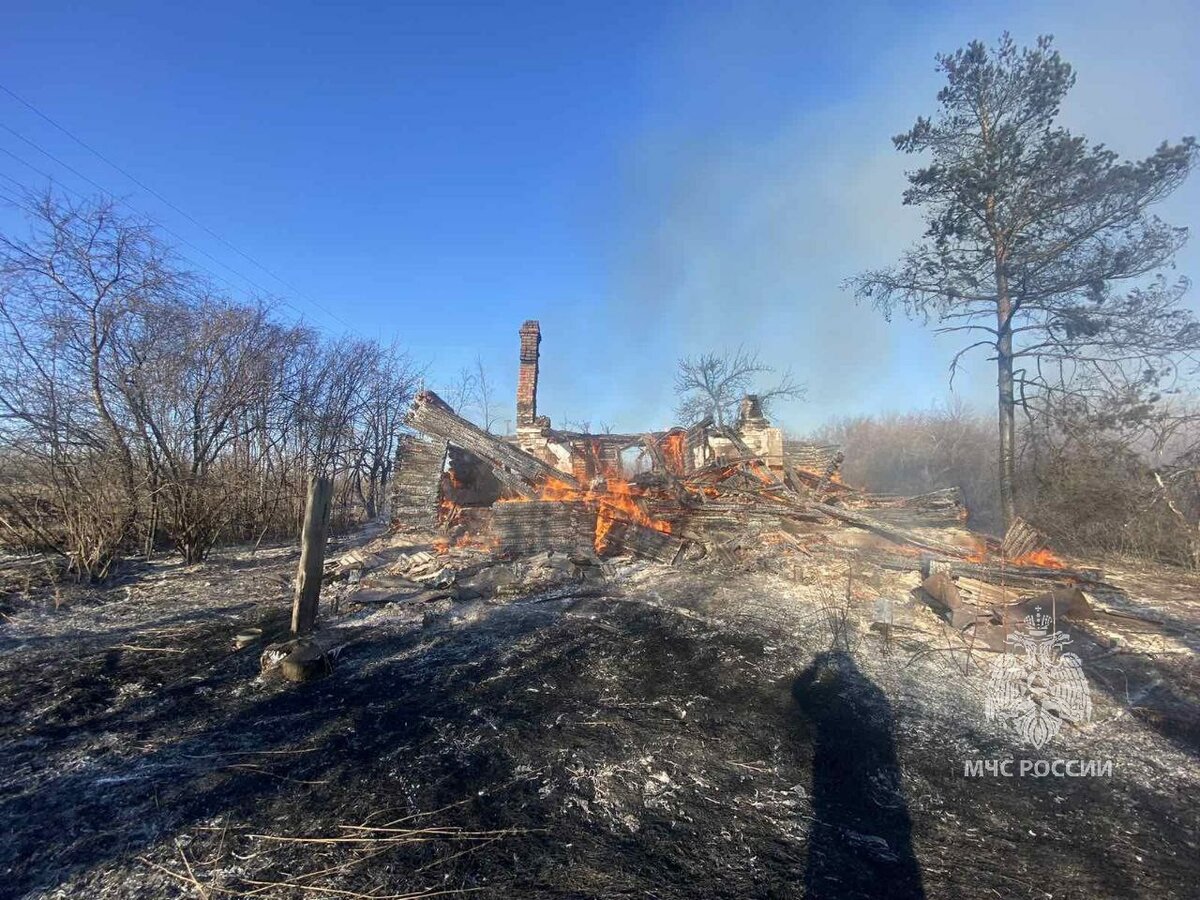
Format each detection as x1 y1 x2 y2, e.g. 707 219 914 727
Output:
793 651 924 899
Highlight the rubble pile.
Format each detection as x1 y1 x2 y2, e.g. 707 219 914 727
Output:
341 321 1113 653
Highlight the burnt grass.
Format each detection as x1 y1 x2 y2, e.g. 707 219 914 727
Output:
0 544 1198 899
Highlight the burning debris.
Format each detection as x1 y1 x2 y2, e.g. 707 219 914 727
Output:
386 321 1096 622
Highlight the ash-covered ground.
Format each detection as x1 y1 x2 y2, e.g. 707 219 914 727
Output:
1 533 1197 899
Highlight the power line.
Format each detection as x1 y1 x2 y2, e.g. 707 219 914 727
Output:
0 153 350 340
0 82 355 331
0 148 326 327
0 167 248 305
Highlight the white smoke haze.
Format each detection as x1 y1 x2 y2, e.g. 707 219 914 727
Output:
592 0 1200 434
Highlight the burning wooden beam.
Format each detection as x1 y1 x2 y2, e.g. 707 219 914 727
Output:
1001 516 1047 560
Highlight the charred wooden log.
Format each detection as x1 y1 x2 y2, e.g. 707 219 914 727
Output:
859 487 967 528
784 440 843 473
876 552 1106 588
683 416 713 474
406 390 578 497
492 501 596 555
809 501 976 558
1001 516 1047 560
602 519 685 564
815 450 844 494
641 434 694 507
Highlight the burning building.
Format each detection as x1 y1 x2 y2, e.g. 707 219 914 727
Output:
390 320 990 564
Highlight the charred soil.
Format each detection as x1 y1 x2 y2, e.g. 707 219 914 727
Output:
0 538 1198 899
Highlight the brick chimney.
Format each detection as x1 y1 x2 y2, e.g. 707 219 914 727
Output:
516 320 541 427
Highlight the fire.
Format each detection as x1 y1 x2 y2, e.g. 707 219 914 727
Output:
747 460 776 485
1012 547 1065 568
961 537 1066 568
497 474 673 555
661 431 687 475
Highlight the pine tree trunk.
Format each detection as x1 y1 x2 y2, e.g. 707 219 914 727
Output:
996 282 1017 530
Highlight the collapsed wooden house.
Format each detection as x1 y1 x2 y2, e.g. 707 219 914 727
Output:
393 321 1095 586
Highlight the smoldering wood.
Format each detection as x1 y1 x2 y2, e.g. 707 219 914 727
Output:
1001 516 1047 560
783 466 855 495
717 427 787 489
683 416 714 474
492 501 596 555
783 460 809 495
292 475 332 636
858 488 967 528
602 519 685 564
640 434 693 507
406 390 578 497
875 552 1107 589
953 559 1107 587
815 450 845 494
400 380 1051 571
784 440 843 473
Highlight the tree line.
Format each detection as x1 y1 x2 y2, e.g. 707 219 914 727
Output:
0 191 420 578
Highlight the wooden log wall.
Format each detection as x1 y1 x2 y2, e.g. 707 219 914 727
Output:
391 435 448 527
491 500 596 555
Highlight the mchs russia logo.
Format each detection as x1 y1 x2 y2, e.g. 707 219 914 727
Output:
985 606 1092 749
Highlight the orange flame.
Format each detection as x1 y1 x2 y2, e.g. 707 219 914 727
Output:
1012 547 1065 568
661 431 687 475
498 474 672 554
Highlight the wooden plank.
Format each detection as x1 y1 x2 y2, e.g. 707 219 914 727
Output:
640 434 693 507
603 519 685 564
1001 516 1047 560
391 435 447 526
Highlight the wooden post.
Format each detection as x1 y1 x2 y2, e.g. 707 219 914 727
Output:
291 475 332 636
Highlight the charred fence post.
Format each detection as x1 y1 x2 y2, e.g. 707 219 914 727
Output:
291 474 333 636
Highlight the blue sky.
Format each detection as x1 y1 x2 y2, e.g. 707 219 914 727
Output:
2 0 1197 434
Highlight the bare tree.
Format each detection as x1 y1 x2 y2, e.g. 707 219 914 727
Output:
674 347 804 427
472 355 497 433
0 187 424 574
118 296 281 562
442 356 497 432
347 342 421 519
0 191 178 577
444 366 478 418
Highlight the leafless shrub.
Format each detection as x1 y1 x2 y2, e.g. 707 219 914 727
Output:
0 188 420 577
